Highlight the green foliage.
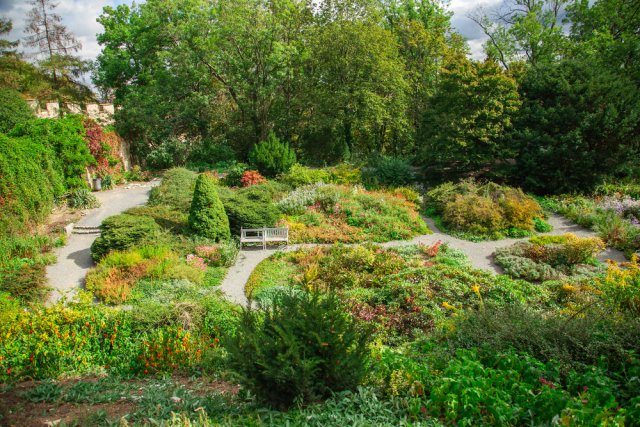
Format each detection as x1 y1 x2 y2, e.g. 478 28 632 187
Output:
145 137 191 170
450 304 640 379
0 292 224 382
65 188 100 210
248 133 296 178
427 180 546 240
278 164 329 188
149 168 198 212
363 156 414 188
533 217 552 233
0 234 61 303
91 214 160 261
10 116 95 189
218 184 282 236
226 290 370 408
420 58 521 180
0 88 33 133
189 174 230 241
279 184 429 243
512 59 640 194
494 234 605 281
0 133 64 236
223 163 249 187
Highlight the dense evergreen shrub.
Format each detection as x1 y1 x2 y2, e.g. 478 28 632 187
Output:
91 214 160 260
218 184 282 235
512 60 640 194
248 133 296 177
226 290 370 408
0 134 64 236
0 88 33 133
148 168 198 212
10 116 95 189
363 156 414 188
188 174 230 241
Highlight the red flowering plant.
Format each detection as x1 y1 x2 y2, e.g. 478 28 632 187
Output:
240 170 267 187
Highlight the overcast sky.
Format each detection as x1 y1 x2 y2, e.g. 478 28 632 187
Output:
1 0 500 64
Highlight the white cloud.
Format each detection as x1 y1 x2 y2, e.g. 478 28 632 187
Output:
448 0 503 59
2 0 133 61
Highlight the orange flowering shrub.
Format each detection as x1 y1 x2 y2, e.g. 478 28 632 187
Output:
240 170 267 187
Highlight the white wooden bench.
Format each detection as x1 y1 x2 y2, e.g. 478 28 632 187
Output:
240 227 289 249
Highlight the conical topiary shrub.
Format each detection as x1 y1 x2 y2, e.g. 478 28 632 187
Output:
188 174 231 241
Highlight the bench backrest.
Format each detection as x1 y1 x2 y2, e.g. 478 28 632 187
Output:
241 227 288 240
264 228 288 238
241 228 264 238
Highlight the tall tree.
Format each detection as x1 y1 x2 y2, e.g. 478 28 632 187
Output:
0 18 19 55
24 0 91 102
420 57 521 180
470 0 568 69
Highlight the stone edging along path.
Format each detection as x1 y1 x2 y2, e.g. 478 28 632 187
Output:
218 214 627 307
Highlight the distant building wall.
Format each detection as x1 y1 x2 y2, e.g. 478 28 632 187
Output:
26 100 116 126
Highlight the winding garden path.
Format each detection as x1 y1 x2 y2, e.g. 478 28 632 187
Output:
46 181 159 304
218 214 627 306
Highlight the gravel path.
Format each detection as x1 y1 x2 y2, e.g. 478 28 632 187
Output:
46 181 159 304
218 214 627 306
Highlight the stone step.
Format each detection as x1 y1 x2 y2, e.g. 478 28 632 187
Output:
73 225 101 230
72 229 101 235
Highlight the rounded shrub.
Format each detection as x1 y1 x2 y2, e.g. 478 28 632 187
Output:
188 174 230 241
91 214 161 260
219 185 281 236
148 167 198 212
225 290 370 408
248 132 296 177
444 194 504 235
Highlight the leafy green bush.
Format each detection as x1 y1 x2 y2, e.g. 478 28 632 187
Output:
444 194 504 236
223 162 249 187
148 168 198 212
189 174 230 241
278 164 329 187
91 214 161 260
363 156 414 188
0 88 33 133
11 116 95 189
0 134 64 236
325 164 362 185
426 180 546 239
145 137 190 170
248 133 296 178
218 184 281 235
226 290 370 408
66 188 100 210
